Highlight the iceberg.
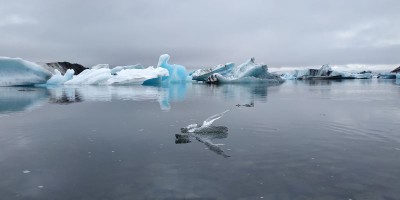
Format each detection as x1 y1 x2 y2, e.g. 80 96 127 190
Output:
280 72 296 80
0 57 52 86
295 65 349 80
397 73 400 79
353 71 372 79
64 65 168 85
46 69 75 85
110 64 144 75
293 66 373 80
205 58 284 84
157 54 188 83
65 67 112 85
192 63 234 82
106 67 168 85
377 72 396 79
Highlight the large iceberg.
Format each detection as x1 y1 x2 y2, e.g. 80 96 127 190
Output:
192 63 234 82
65 65 168 85
0 57 52 86
157 54 189 83
205 58 284 84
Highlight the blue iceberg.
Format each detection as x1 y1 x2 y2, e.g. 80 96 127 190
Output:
157 54 189 83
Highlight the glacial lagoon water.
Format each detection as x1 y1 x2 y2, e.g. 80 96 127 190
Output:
1 79 400 199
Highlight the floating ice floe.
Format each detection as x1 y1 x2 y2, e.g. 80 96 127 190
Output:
177 110 230 158
0 57 52 86
204 58 284 84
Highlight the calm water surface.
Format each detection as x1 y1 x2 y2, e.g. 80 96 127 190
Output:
1 80 400 200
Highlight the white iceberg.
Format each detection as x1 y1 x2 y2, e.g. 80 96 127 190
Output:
46 69 75 85
280 72 296 80
110 64 144 75
206 58 283 84
65 65 168 85
0 57 52 86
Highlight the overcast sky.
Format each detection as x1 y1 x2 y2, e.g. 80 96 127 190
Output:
0 0 399 69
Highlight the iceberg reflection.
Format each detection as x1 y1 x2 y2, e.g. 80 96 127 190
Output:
0 87 49 114
0 84 189 115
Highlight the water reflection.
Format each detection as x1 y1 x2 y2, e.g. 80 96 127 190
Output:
191 83 271 107
0 87 49 114
0 84 189 115
0 83 276 115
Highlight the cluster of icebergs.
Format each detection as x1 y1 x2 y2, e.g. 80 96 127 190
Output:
278 64 400 80
0 55 184 87
2 55 399 87
0 55 284 87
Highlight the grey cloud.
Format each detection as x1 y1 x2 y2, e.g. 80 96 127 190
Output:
0 0 399 69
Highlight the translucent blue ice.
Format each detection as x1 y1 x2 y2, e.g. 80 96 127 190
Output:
157 54 188 83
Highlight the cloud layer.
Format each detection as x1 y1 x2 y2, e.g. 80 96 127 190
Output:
0 0 399 69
